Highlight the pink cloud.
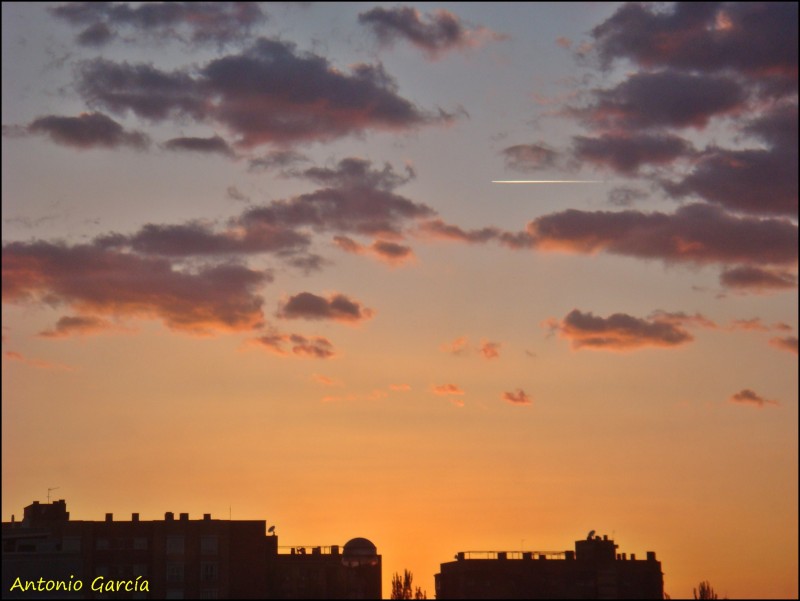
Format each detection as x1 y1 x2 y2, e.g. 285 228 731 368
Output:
432 383 464 396
729 388 779 408
252 332 335 359
479 340 501 359
502 389 532 405
440 336 469 356
769 336 798 354
3 350 75 371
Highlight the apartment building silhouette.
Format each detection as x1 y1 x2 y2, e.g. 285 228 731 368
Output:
435 532 663 599
2 499 381 599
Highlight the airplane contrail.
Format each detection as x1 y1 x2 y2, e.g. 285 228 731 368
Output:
492 180 606 184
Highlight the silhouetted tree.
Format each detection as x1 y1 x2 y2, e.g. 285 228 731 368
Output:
390 570 427 599
694 580 718 599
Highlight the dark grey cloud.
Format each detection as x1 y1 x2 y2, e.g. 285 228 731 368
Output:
38 315 113 338
729 388 779 407
358 6 504 59
76 22 115 47
719 266 797 292
573 133 693 174
500 143 559 172
77 39 453 146
240 181 434 238
3 241 269 334
97 220 309 257
419 219 503 244
278 292 374 323
550 309 695 351
592 2 798 96
423 204 798 267
248 150 309 173
581 70 747 130
95 158 430 266
293 157 415 191
608 187 648 207
527 204 798 266
664 104 798 217
26 112 149 150
371 240 413 262
163 135 234 157
51 2 267 47
77 60 203 120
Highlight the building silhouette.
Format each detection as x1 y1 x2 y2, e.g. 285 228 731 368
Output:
435 533 663 599
2 500 380 599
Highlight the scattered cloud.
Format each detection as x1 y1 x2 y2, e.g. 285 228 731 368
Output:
479 340 501 359
572 133 693 174
278 292 374 324
163 135 234 157
591 3 798 96
769 336 798 354
720 266 797 293
501 143 560 172
432 383 464 396
440 336 470 356
663 106 798 218
333 236 415 266
51 2 268 47
3 350 75 371
26 112 149 150
579 70 747 131
390 383 411 391
248 149 309 172
38 315 115 338
226 186 250 203
292 157 415 191
252 332 335 359
97 220 310 257
359 7 505 60
425 204 798 267
3 241 269 335
312 374 342 387
321 389 388 403
502 389 532 405
607 187 647 207
77 39 455 147
547 309 697 351
729 388 779 408
526 204 798 266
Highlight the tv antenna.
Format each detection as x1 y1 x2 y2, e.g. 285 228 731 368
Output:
47 487 60 503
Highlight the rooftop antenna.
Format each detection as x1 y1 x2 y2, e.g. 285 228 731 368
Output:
47 487 60 503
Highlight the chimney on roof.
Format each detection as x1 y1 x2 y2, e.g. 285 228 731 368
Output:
165 512 174 521
132 513 139 522
105 513 113 522
179 513 189 521
203 513 211 521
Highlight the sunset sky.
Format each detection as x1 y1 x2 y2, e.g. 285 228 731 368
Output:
2 2 797 598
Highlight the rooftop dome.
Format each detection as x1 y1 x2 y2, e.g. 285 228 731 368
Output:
342 537 378 567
